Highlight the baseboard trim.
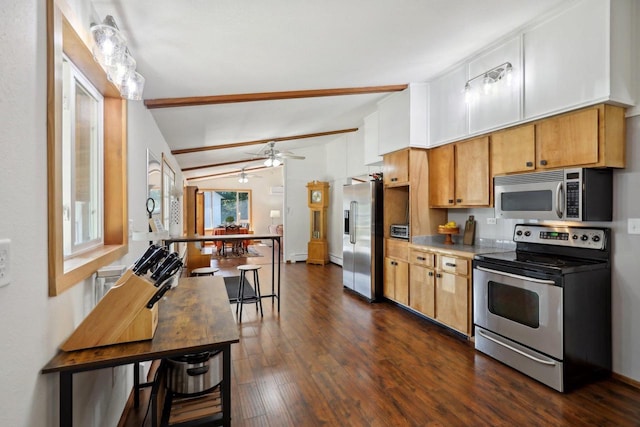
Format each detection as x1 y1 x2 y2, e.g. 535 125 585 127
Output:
612 372 640 390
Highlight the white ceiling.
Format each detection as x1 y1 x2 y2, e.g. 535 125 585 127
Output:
92 0 568 180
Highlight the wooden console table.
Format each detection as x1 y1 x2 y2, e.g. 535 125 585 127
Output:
42 276 239 427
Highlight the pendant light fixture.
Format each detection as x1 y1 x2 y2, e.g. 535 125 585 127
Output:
90 15 145 100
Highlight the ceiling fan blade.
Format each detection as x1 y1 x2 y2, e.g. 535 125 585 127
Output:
277 153 306 160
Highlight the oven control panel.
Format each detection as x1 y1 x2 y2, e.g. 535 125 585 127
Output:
513 224 606 250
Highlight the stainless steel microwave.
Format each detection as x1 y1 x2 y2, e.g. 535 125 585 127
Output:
494 168 612 221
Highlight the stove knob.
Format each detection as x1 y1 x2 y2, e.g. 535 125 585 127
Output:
572 234 579 240
516 230 523 236
592 235 601 242
524 231 531 237
581 234 589 241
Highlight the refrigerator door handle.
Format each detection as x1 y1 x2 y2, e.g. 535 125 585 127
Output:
349 201 357 244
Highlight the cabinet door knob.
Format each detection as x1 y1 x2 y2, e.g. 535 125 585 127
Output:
540 160 548 166
445 262 456 267
448 199 454 204
391 177 397 182
456 199 462 203
428 272 434 277
436 273 442 278
417 256 426 261
526 161 533 167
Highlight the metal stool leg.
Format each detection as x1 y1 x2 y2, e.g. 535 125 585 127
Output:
254 269 263 317
236 270 245 320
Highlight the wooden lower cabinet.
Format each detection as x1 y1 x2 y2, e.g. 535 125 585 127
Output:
384 257 409 305
407 246 472 336
435 271 470 335
409 264 435 317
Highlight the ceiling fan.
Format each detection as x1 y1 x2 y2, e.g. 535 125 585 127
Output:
235 167 261 183
251 141 306 167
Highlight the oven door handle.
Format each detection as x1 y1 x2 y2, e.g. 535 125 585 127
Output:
475 266 556 285
477 330 557 366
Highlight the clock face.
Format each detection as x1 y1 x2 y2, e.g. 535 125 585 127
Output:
311 190 322 203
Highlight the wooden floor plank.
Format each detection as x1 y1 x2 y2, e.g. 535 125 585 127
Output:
122 246 640 426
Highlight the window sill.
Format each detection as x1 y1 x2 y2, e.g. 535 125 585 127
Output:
51 244 128 296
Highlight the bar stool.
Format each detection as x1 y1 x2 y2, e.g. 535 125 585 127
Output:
190 267 219 277
236 265 263 322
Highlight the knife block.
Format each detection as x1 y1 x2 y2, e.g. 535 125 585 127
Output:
61 269 160 352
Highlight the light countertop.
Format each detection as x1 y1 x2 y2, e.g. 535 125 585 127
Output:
410 235 515 258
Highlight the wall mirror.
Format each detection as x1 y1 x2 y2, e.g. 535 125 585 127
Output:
162 154 176 229
147 149 162 218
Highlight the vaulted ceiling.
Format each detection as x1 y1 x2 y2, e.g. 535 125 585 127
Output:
92 0 566 181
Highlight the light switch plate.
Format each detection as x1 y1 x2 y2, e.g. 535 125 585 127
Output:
486 217 497 225
628 218 640 235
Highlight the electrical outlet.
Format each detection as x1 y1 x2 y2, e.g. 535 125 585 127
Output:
486 218 497 225
0 239 11 288
628 218 640 235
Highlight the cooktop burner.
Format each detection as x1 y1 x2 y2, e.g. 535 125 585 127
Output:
475 224 611 275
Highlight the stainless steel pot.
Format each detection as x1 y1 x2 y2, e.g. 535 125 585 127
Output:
165 350 223 396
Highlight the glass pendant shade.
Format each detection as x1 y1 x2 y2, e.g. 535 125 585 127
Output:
120 71 145 100
91 23 127 67
264 158 273 167
106 53 136 86
272 158 281 167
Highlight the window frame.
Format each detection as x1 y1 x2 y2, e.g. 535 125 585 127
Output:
201 189 253 232
62 55 105 257
47 0 128 296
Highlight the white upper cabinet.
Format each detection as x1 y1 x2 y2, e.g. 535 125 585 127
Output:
346 128 367 177
428 63 468 146
377 83 428 155
363 110 382 166
468 37 522 134
523 0 633 119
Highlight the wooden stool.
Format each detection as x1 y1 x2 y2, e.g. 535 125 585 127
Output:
190 267 219 277
235 265 263 322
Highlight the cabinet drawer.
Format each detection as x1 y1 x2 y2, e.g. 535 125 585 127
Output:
409 249 434 267
438 255 469 276
386 239 408 261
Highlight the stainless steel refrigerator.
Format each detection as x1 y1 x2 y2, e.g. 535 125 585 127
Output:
343 180 383 301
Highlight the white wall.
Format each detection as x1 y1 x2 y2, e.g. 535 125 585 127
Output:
0 1 184 426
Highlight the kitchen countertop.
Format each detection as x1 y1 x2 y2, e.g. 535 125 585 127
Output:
411 235 515 258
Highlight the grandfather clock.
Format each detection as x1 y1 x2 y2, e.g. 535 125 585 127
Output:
306 181 330 265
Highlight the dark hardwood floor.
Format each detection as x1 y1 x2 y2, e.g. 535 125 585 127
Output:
125 245 640 426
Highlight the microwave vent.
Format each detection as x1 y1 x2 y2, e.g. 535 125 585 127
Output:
495 169 564 185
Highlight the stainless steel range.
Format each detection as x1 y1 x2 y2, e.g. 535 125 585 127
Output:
473 224 611 392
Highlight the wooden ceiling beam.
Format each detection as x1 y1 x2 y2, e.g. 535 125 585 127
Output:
187 165 274 182
181 158 263 172
144 84 408 109
172 128 358 155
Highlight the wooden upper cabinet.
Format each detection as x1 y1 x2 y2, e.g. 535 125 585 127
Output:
491 104 625 178
455 136 490 206
536 107 599 169
429 137 490 208
491 124 535 175
428 144 455 207
383 149 409 186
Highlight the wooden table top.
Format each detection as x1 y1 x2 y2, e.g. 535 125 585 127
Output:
42 276 239 374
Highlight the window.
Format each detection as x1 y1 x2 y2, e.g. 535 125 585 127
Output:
202 190 251 229
62 57 104 257
47 2 128 296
